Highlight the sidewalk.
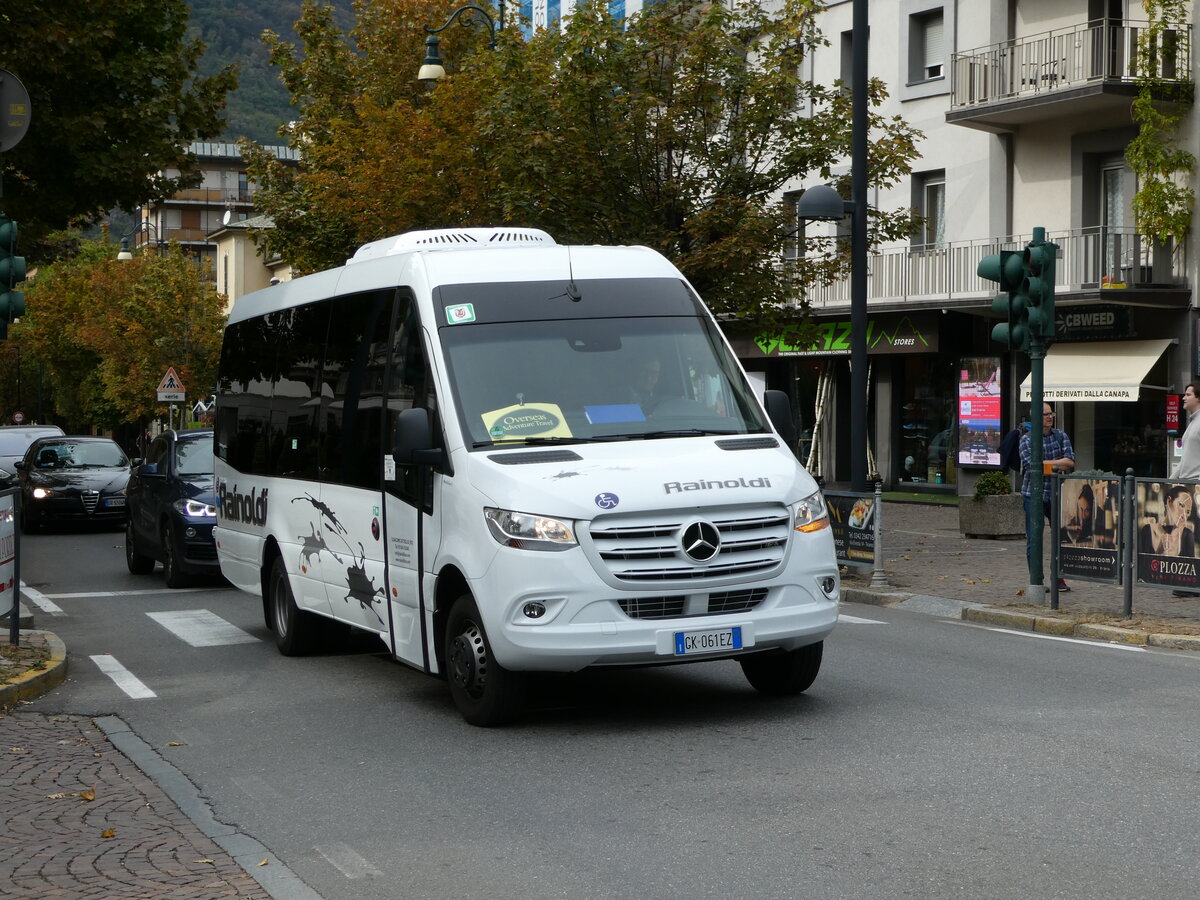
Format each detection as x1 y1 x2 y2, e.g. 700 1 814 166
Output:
840 499 1200 646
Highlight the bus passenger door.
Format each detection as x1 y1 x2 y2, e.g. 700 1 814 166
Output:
383 300 439 669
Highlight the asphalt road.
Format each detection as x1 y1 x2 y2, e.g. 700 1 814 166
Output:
18 526 1200 899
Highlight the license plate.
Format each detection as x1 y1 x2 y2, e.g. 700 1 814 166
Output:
674 626 742 656
104 497 126 508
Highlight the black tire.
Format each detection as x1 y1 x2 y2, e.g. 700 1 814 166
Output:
740 641 823 696
125 520 155 574
444 593 526 727
162 521 190 588
268 555 321 656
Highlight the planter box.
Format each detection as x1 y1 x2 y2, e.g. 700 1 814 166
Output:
959 493 1025 539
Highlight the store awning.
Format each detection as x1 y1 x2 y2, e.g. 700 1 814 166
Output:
1019 339 1173 402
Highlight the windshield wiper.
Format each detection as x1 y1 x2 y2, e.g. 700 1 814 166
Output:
472 436 588 448
638 429 741 439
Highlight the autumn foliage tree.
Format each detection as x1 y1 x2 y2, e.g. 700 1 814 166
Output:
246 0 921 333
11 237 226 430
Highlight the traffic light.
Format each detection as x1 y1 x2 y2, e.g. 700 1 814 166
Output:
0 214 26 341
1023 230 1059 340
980 249 1028 351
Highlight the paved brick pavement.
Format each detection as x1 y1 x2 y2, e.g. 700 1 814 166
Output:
840 500 1200 633
0 712 272 900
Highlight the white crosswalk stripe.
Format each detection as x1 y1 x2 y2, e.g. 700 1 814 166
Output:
90 655 157 699
838 613 887 624
146 609 260 647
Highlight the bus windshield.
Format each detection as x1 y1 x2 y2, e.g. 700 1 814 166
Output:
439 314 767 447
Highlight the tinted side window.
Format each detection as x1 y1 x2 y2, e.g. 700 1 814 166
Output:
146 436 170 468
216 317 276 475
321 291 393 490
268 304 328 480
385 293 433 507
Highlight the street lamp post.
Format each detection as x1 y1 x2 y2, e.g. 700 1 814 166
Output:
797 0 868 492
418 3 505 83
116 217 164 260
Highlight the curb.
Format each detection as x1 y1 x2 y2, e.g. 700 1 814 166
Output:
846 586 1200 652
0 630 68 709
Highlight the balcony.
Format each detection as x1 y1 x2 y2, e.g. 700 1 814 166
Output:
801 227 1188 310
948 19 1192 132
156 187 255 206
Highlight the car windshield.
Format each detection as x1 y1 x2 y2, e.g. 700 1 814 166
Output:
34 441 129 468
176 437 214 476
440 310 767 448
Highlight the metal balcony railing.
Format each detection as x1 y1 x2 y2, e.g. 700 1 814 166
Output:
950 19 1192 110
799 227 1186 308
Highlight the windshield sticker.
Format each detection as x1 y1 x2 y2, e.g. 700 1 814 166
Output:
445 303 476 324
595 493 620 510
481 402 573 441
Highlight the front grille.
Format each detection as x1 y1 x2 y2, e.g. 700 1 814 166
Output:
617 588 768 620
587 506 790 584
81 491 99 514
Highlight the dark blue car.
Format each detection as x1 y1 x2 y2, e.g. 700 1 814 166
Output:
125 429 218 587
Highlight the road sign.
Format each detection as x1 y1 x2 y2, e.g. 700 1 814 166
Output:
157 367 185 403
0 69 32 153
11 410 24 424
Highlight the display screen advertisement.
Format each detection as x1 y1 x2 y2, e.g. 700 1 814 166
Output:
1134 480 1200 590
957 357 1002 467
1057 477 1121 584
823 491 877 568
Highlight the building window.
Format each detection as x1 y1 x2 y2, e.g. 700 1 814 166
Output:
782 191 803 261
915 171 945 248
840 30 855 96
909 9 944 82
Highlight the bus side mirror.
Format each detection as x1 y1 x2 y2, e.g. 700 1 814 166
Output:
763 390 798 452
392 407 448 470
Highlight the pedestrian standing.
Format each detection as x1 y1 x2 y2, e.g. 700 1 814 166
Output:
1020 402 1075 591
1172 384 1200 479
1170 384 1200 595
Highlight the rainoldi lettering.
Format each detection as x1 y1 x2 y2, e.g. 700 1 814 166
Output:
664 477 772 494
218 482 269 526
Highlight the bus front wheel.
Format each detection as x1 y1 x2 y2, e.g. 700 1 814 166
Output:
445 593 526 727
740 641 823 696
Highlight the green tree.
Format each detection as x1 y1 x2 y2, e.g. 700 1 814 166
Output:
0 1 238 256
246 0 920 333
11 235 226 429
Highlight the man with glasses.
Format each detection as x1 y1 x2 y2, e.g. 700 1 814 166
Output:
1020 402 1075 591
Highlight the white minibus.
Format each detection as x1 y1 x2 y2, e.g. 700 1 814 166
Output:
214 227 839 725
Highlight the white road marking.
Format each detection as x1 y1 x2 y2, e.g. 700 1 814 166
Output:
839 613 886 624
20 584 65 616
146 609 259 647
42 587 214 599
950 621 1147 652
315 843 383 879
89 655 157 699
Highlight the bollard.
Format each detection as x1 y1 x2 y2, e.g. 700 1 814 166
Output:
869 481 890 588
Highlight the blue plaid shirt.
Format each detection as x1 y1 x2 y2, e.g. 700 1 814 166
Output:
1019 427 1074 499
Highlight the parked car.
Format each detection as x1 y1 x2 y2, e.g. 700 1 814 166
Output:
0 425 65 489
125 429 218 587
15 435 131 531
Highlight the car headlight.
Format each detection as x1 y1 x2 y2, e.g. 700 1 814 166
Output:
484 507 576 551
794 490 830 533
32 487 53 500
174 498 217 517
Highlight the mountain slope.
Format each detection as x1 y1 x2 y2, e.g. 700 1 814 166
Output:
187 0 354 145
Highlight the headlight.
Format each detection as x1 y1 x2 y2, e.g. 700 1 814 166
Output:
32 487 53 500
484 507 576 551
174 498 217 517
793 490 830 533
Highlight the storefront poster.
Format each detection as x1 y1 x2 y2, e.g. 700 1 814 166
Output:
1135 480 1200 590
824 492 876 567
0 493 14 602
1057 477 1120 583
956 357 1002 467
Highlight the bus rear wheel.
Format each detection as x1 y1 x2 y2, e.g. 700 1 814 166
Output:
269 556 321 656
445 593 526 727
740 641 823 696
